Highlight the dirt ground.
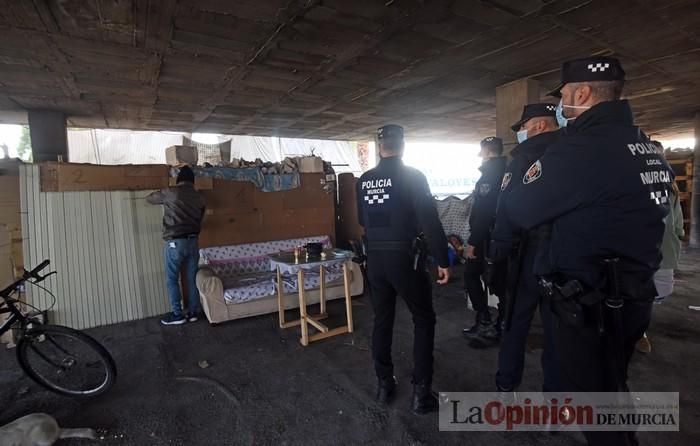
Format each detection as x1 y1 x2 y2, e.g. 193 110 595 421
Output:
1 251 698 445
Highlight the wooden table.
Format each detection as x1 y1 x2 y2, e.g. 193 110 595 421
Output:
269 249 354 346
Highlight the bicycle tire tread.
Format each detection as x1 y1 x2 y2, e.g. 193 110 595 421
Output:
16 324 117 397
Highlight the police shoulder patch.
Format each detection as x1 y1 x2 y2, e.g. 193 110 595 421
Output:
479 183 491 196
501 172 512 191
523 160 542 185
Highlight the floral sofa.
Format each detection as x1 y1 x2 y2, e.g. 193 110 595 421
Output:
195 235 364 324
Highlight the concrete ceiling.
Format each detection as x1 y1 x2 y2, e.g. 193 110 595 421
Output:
0 0 699 141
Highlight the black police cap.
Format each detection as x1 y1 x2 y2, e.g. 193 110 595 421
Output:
510 103 558 131
480 136 503 151
547 56 625 97
377 124 404 140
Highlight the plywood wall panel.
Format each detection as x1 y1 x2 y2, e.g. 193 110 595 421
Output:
336 173 363 249
198 173 336 248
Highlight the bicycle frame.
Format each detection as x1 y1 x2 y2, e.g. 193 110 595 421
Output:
0 261 53 339
0 283 29 337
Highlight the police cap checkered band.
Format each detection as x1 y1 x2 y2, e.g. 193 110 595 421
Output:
480 136 503 150
511 103 558 131
547 56 625 97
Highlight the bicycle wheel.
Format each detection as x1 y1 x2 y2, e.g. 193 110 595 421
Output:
16 324 117 397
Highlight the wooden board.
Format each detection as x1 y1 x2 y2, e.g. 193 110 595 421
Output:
198 173 335 247
667 157 694 241
0 160 23 278
40 162 169 192
0 225 14 345
335 173 363 249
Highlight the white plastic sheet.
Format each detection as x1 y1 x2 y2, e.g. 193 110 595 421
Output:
68 129 361 174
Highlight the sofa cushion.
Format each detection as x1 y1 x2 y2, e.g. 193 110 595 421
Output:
222 271 277 304
221 266 345 305
200 235 332 275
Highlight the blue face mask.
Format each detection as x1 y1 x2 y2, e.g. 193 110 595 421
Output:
556 97 590 128
556 99 569 128
516 129 528 143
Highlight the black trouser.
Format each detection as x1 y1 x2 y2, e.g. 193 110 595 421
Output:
367 250 435 385
496 245 560 391
554 298 653 446
464 244 488 314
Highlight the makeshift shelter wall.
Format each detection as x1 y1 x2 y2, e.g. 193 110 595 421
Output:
0 160 23 275
198 174 336 248
20 164 169 329
336 173 363 248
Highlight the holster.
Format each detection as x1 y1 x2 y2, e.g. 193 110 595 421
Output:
538 276 605 329
351 238 367 268
411 236 428 271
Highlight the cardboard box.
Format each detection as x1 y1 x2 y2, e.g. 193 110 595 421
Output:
40 163 170 192
297 156 324 173
166 145 198 166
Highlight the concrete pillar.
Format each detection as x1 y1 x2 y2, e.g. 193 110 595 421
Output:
690 112 700 247
27 110 68 162
496 78 540 155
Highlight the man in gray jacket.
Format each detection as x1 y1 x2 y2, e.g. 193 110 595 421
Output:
147 166 206 325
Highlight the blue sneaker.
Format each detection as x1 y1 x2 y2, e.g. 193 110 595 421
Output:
187 312 199 322
161 313 186 325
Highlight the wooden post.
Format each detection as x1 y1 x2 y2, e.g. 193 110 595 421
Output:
298 269 309 346
343 262 354 333
277 266 285 327
319 265 326 315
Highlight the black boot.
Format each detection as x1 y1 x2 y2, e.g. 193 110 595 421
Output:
468 313 500 349
468 325 500 349
495 305 505 337
411 383 438 415
463 310 492 338
376 376 397 404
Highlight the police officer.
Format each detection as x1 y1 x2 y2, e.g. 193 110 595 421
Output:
489 104 561 394
357 124 450 415
502 57 673 446
463 137 506 347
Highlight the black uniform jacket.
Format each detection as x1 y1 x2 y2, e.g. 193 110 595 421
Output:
468 156 507 248
490 130 560 258
502 100 673 290
357 156 449 268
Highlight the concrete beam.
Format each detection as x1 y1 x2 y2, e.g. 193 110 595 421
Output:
495 78 540 154
28 110 68 162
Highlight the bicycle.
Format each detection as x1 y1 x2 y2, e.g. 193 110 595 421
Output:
0 259 117 397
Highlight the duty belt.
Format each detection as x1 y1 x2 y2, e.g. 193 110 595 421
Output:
366 241 412 252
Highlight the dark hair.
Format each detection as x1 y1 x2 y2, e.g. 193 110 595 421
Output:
176 165 195 184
